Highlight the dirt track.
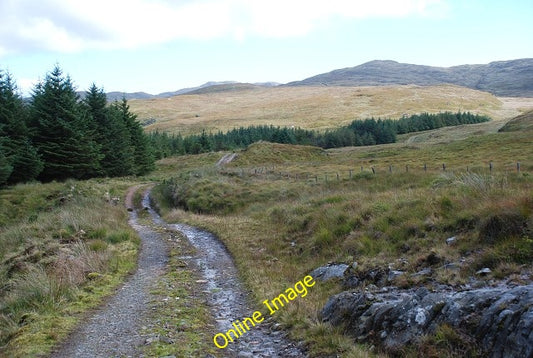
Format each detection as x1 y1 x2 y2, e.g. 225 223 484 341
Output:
51 185 168 358
51 186 306 357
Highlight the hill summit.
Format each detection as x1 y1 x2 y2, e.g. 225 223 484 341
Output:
286 59 533 97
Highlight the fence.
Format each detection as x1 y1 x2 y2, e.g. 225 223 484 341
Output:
218 161 530 184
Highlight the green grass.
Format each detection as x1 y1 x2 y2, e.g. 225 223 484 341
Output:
140 229 218 357
0 178 141 357
151 118 533 357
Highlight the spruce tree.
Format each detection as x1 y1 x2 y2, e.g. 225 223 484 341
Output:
111 98 154 176
29 66 102 181
0 71 43 183
0 142 13 186
83 84 133 177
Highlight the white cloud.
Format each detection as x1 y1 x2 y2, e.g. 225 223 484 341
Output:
0 0 448 55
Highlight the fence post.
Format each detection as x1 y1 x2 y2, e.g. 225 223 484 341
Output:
424 163 427 172
371 167 376 174
349 169 353 179
517 162 521 173
315 175 318 183
442 163 446 171
489 162 493 173
389 165 392 173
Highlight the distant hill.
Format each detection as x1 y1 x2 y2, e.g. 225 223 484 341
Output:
184 83 265 95
100 81 280 101
286 59 533 97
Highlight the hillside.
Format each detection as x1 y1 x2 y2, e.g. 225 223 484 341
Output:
498 109 533 132
287 59 533 97
130 85 511 136
151 113 533 357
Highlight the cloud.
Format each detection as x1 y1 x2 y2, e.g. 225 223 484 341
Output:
0 0 448 56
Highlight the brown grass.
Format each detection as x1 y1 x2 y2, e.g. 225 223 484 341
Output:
129 85 515 135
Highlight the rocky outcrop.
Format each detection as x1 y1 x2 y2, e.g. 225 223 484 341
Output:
321 284 533 357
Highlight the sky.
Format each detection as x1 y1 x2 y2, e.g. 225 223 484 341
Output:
0 0 532 96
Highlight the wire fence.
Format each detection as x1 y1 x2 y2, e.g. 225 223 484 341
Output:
218 161 530 184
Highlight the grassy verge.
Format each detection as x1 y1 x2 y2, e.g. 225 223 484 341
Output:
0 178 141 357
150 120 533 357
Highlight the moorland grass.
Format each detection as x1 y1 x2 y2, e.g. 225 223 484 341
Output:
152 120 533 357
0 179 141 357
130 85 506 136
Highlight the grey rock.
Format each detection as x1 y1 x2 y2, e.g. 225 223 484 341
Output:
476 267 492 276
387 270 404 282
310 263 349 282
412 267 432 277
446 236 457 245
321 284 533 358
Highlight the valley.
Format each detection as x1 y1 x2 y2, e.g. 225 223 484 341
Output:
2 76 533 357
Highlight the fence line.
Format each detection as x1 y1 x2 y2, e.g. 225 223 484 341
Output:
218 161 529 184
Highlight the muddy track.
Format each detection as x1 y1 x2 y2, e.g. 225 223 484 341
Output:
50 186 306 357
145 191 307 357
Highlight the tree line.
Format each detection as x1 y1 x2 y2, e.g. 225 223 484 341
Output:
149 111 490 158
0 66 154 186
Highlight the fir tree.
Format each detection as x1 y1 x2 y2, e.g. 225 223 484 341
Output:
83 84 133 177
111 98 154 175
0 71 43 183
29 66 102 181
0 142 13 186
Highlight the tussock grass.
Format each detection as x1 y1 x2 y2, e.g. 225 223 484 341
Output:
0 179 140 357
152 118 533 356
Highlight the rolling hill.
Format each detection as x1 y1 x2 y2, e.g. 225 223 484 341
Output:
128 84 533 136
286 59 533 97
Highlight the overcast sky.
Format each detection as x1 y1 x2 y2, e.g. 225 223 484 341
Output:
1 0 532 95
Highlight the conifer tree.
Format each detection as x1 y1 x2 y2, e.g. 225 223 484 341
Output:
29 66 102 181
111 98 154 175
0 142 13 186
0 71 43 183
83 84 133 177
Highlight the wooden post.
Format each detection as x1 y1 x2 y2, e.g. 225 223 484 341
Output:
371 167 376 174
489 162 493 173
517 162 521 173
349 169 353 179
442 163 446 171
315 175 318 183
389 165 392 173
424 163 427 172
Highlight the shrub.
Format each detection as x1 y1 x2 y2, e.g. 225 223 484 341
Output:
478 211 527 244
